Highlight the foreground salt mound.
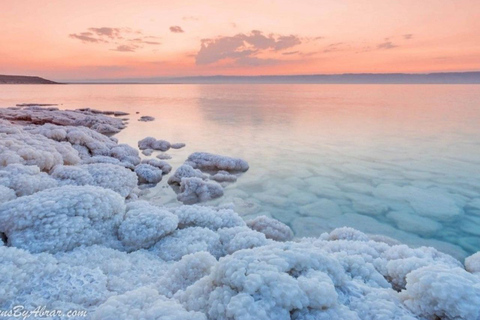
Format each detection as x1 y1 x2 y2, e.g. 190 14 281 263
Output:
118 201 178 252
51 163 138 197
465 252 480 273
92 287 206 320
0 185 125 253
0 246 110 314
26 123 140 168
0 121 81 171
0 106 125 134
175 229 476 320
0 164 58 196
400 265 480 320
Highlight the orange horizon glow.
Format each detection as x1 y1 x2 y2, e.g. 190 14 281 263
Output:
1 0 480 81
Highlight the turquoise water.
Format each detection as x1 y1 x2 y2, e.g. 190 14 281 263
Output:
1 84 480 258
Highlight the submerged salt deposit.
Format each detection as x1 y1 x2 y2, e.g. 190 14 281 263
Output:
1 106 480 320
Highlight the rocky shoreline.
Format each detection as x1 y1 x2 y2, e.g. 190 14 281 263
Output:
0 106 479 319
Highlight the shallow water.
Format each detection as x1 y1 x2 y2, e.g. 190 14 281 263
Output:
1 84 480 258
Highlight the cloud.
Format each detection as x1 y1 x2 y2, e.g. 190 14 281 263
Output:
88 27 123 39
170 26 184 33
403 34 413 40
377 41 398 49
323 42 345 53
111 45 138 52
69 27 161 52
282 51 299 55
195 30 301 65
69 32 107 43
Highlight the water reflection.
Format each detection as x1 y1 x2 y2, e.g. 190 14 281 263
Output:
1 84 480 259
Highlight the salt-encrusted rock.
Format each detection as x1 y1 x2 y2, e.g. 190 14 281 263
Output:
177 177 224 204
141 148 154 156
0 185 16 204
0 246 110 312
173 205 245 230
210 170 238 183
51 163 138 197
168 164 208 186
118 201 178 252
141 158 172 174
0 107 125 134
217 226 270 255
246 215 294 241
0 185 125 253
26 124 140 168
171 142 186 149
92 287 206 320
156 153 172 160
138 136 171 151
0 164 58 196
0 124 80 171
113 111 129 116
185 152 249 173
157 252 217 298
55 245 169 295
134 164 163 184
465 252 480 273
400 265 480 320
151 227 223 261
138 116 155 122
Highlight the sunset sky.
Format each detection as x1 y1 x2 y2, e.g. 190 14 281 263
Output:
1 0 480 81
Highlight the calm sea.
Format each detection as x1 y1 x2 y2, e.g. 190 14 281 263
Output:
1 84 480 259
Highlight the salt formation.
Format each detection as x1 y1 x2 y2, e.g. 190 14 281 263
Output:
168 164 208 185
142 148 154 156
177 177 224 204
171 142 186 149
1 107 479 320
138 136 171 151
25 123 140 168
0 121 81 171
0 185 125 253
118 201 178 252
0 106 125 134
138 116 155 122
0 164 58 196
135 164 164 184
156 153 172 160
186 152 249 173
51 163 138 197
141 158 172 174
169 152 249 204
246 215 294 241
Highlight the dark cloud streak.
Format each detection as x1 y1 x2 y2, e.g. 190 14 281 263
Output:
170 26 184 33
69 27 161 52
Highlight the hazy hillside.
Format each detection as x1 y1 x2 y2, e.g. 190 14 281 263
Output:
0 75 58 84
69 72 480 84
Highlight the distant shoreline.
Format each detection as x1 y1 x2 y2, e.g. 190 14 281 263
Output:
3 71 480 85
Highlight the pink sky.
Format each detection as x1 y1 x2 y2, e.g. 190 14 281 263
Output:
1 0 480 80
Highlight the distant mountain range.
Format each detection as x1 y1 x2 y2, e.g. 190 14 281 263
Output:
71 72 480 84
3 72 480 84
0 74 58 84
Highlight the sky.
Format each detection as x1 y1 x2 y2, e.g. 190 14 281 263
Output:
1 0 480 81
